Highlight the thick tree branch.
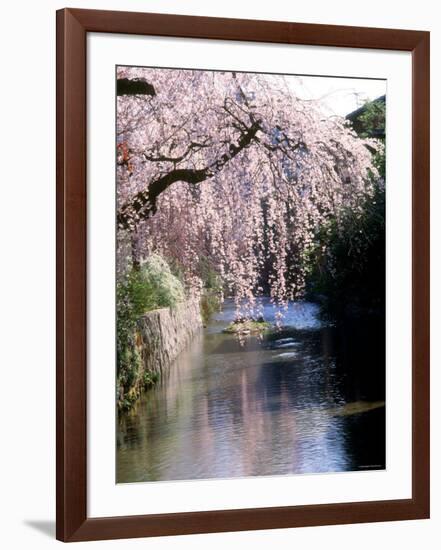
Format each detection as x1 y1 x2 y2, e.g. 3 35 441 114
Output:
117 78 156 97
117 120 261 230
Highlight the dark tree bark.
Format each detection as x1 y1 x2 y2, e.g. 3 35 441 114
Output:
117 78 156 97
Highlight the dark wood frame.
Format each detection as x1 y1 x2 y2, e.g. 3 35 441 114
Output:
56 7 430 542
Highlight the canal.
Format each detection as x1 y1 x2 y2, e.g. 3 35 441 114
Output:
117 299 385 483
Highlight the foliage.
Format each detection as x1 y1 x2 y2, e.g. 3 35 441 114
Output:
305 97 386 320
357 99 386 139
116 332 143 411
140 254 185 309
356 98 386 178
197 256 223 323
142 370 160 388
200 292 221 324
306 181 385 318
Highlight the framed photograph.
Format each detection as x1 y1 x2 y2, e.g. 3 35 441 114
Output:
56 8 430 542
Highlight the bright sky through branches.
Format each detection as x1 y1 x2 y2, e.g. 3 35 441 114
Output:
288 75 386 117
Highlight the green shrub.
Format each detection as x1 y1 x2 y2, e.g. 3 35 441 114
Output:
200 292 221 323
140 254 185 309
142 370 160 388
197 256 223 323
305 97 386 320
306 183 385 319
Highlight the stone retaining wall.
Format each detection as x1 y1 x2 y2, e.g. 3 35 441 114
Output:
136 298 202 377
118 298 202 409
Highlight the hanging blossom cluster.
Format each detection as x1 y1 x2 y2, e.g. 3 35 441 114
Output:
116 66 381 319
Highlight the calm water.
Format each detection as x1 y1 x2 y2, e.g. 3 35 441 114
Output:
117 299 385 483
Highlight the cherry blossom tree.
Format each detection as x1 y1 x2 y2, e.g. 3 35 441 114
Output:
116 66 381 319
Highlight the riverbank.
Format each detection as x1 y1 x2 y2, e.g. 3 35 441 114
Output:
117 298 202 411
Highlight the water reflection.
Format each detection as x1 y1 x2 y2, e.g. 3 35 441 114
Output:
117 301 385 483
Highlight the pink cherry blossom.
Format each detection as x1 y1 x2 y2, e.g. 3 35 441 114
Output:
116 67 381 319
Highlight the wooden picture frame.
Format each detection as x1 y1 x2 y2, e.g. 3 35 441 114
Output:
56 7 430 542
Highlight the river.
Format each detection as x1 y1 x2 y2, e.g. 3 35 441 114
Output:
117 299 385 483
